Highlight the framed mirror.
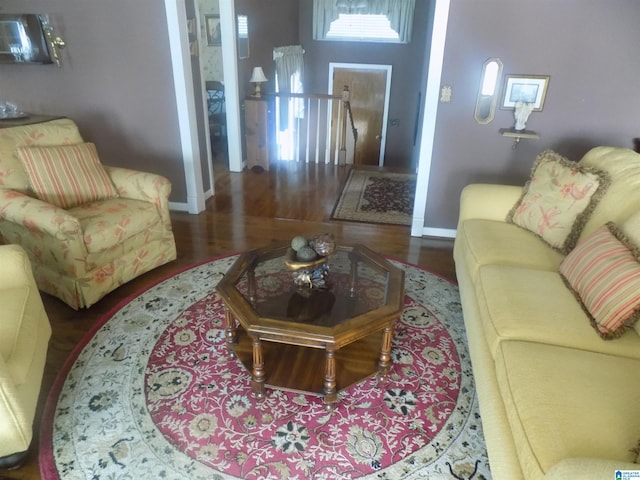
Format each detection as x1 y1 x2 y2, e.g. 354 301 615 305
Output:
237 15 249 59
474 57 503 124
0 14 52 64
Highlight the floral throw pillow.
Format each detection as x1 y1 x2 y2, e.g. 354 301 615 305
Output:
17 142 118 209
507 150 610 254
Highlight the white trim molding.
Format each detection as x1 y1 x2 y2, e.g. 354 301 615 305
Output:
164 0 206 214
411 0 450 237
422 227 456 239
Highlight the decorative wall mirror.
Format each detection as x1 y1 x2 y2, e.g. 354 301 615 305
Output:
237 15 249 59
474 57 503 124
0 14 52 64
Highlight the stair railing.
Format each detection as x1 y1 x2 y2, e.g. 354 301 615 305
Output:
269 86 357 165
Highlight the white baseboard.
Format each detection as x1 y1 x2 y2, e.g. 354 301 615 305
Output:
169 201 190 212
422 227 456 239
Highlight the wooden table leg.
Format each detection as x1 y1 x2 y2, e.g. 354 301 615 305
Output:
323 348 337 410
224 306 237 350
251 336 266 400
377 322 395 381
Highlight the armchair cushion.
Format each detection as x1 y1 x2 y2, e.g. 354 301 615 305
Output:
17 142 118 209
69 198 162 253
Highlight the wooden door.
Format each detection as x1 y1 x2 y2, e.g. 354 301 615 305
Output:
331 67 389 166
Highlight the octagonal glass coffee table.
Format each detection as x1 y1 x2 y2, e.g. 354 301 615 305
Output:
216 243 405 409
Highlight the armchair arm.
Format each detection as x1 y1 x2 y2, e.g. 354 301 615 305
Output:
104 166 172 228
458 183 523 226
0 189 82 241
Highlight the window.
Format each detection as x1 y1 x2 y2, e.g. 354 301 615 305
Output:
325 14 400 42
313 0 415 44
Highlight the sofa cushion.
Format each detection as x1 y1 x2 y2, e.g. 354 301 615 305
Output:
507 150 609 254
17 143 118 209
475 264 640 360
495 340 640 478
68 198 161 254
579 146 640 240
456 218 564 282
0 118 84 193
560 223 640 339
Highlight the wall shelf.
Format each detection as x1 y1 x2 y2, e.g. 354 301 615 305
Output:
499 127 539 148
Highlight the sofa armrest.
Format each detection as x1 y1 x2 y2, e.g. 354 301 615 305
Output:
104 166 172 228
0 189 82 241
458 184 523 225
0 244 37 290
545 458 640 480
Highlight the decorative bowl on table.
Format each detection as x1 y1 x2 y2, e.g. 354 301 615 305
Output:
285 233 336 291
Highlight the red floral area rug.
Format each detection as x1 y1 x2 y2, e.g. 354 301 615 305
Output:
40 254 490 480
331 169 416 226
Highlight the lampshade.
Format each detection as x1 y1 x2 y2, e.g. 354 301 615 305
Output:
249 66 268 83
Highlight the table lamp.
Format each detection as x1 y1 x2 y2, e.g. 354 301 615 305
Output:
249 66 268 97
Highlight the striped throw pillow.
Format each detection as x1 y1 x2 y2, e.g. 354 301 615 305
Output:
17 143 118 209
559 223 640 339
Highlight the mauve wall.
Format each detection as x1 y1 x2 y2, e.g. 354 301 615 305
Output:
299 0 431 169
234 0 299 99
426 0 640 230
0 0 187 202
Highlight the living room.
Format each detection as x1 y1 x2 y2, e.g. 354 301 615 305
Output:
2 1 640 479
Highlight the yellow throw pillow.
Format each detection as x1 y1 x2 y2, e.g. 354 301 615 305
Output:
17 143 118 209
507 150 610 254
559 223 640 339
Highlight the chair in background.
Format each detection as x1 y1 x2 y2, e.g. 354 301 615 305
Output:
205 81 226 151
0 245 51 469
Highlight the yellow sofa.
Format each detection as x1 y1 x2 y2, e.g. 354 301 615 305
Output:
0 118 177 309
454 146 640 479
0 244 51 467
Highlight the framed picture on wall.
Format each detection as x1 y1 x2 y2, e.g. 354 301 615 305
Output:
501 75 550 111
205 14 221 46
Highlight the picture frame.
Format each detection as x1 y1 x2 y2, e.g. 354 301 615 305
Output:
204 14 221 46
501 75 550 111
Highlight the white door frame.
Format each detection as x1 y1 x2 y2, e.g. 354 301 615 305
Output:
328 63 391 167
163 0 244 213
410 0 453 238
164 0 205 213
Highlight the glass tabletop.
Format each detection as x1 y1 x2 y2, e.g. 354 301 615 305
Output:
229 245 400 328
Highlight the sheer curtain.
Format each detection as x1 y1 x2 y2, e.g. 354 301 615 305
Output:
313 0 415 43
273 45 305 130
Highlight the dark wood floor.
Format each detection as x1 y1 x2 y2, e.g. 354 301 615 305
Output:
1 157 455 480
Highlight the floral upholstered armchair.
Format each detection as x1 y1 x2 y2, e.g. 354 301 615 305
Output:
0 118 177 309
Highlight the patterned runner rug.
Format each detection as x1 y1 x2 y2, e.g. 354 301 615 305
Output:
40 254 490 480
331 169 417 226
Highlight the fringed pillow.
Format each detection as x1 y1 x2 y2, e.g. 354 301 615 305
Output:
559 222 640 339
507 150 610 254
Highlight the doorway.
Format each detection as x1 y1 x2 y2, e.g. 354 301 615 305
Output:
328 63 391 167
